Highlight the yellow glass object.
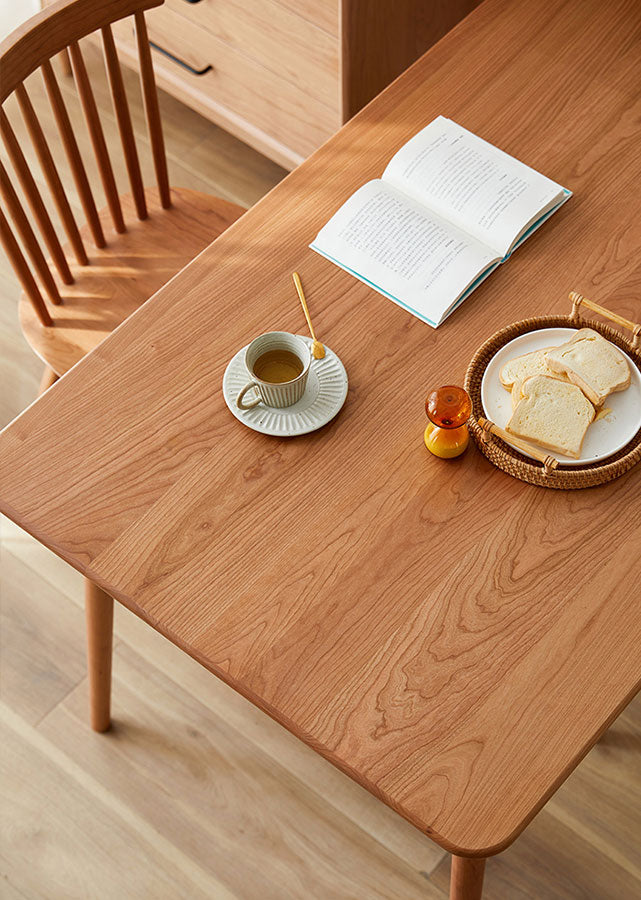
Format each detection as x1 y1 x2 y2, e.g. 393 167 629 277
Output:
424 421 469 457
423 385 472 459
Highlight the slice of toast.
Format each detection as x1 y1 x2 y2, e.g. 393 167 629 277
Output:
499 346 571 393
545 328 630 406
510 373 571 409
511 378 524 410
506 375 595 458
499 347 555 390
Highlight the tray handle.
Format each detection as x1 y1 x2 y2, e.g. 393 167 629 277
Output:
477 416 559 474
569 292 641 350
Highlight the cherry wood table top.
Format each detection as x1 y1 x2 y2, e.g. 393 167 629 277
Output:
2 0 640 859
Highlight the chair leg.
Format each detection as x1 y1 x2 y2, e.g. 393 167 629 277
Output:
85 579 114 732
450 855 486 900
38 366 58 395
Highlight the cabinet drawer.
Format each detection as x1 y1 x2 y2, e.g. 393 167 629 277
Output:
164 0 338 109
112 10 339 165
263 0 338 37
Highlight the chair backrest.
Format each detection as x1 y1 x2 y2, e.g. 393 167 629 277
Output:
0 0 170 327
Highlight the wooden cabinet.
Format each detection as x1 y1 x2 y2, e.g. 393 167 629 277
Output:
107 0 480 169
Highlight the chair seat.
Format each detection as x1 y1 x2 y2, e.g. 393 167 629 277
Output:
20 187 245 376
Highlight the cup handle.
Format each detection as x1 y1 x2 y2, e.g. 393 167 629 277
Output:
236 381 261 410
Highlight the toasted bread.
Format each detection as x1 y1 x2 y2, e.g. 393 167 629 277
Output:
510 372 573 410
506 374 595 458
500 347 555 390
499 346 572 394
545 328 630 406
511 378 523 410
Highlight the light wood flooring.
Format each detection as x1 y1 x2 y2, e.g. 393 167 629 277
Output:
1 42 641 900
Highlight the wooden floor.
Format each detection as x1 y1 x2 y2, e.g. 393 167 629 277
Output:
1 43 641 900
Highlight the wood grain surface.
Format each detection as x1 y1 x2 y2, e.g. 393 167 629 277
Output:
339 0 479 119
2 0 641 860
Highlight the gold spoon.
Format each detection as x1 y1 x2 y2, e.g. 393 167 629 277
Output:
292 271 325 359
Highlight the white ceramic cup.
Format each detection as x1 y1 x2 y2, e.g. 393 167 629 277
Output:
236 332 311 410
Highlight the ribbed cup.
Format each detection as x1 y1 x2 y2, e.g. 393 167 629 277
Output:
237 332 311 410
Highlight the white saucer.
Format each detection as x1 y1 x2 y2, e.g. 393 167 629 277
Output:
481 327 641 466
223 336 348 436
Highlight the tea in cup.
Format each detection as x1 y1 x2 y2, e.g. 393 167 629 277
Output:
236 332 311 410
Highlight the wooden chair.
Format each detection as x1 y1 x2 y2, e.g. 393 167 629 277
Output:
0 0 245 732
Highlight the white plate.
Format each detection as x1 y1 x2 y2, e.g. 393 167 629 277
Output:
480 327 641 465
223 336 348 436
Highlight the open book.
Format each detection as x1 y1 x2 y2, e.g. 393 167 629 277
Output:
311 117 571 327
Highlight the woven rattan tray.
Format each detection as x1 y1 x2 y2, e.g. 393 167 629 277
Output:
464 293 641 489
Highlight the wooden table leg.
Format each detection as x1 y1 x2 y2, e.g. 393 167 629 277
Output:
85 579 113 732
450 855 486 900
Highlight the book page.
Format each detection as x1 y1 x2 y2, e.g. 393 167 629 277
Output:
383 117 566 258
311 180 499 327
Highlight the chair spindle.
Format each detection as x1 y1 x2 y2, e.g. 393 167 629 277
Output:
135 12 170 208
101 25 147 220
0 207 52 327
0 159 62 305
68 42 125 233
41 60 106 249
16 83 88 266
0 108 73 285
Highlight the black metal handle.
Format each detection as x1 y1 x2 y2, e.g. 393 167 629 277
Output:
149 41 212 75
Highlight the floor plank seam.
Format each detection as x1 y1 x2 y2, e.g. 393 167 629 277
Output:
1 701 233 899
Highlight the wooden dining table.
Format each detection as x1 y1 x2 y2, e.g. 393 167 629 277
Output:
1 0 640 896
